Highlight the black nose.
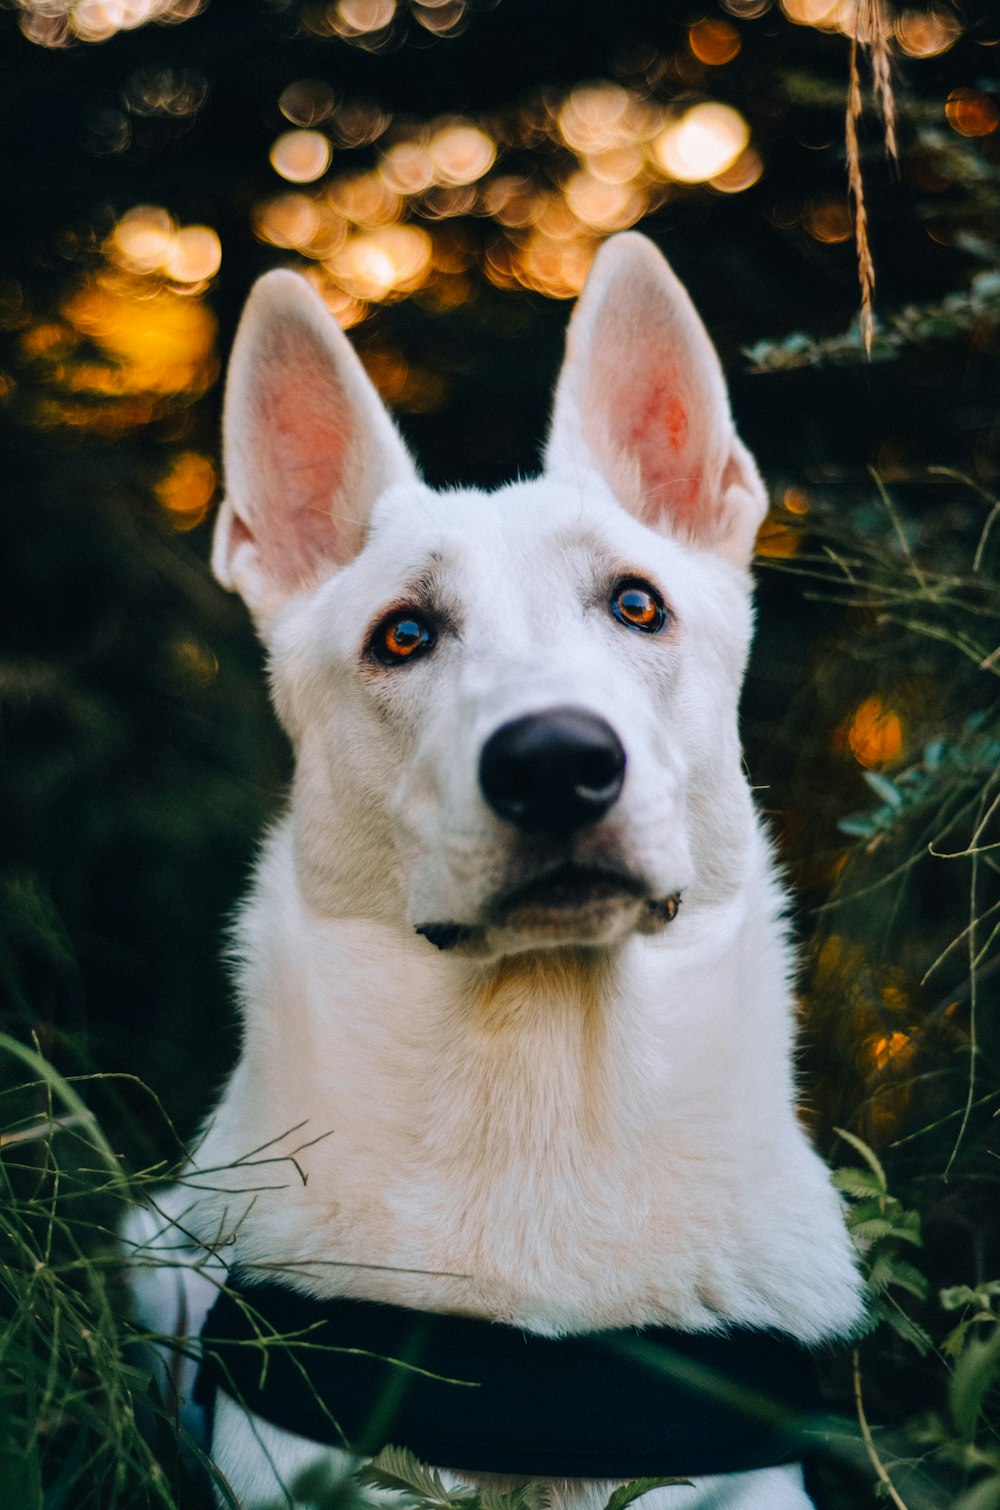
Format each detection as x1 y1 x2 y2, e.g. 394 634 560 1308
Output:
479 707 626 833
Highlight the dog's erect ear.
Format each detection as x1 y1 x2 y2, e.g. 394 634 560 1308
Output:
544 234 767 570
213 270 418 626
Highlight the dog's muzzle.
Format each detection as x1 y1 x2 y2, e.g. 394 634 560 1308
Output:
478 707 626 833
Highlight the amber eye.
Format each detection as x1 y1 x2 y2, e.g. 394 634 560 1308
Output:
371 612 436 667
610 579 667 634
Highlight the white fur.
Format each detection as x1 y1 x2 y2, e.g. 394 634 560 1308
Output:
131 234 863 1508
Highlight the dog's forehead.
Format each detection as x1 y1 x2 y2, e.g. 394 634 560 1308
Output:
363 477 672 584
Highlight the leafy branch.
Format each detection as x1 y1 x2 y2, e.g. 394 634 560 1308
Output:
356 1446 690 1510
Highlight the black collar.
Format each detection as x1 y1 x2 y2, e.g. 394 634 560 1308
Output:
195 1279 826 1480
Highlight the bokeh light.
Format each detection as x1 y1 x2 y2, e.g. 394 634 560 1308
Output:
652 104 750 184
558 84 634 154
379 141 437 196
805 198 853 243
328 224 433 301
847 697 905 768
270 130 333 183
162 226 222 285
427 123 496 186
17 0 204 46
252 194 324 251
894 9 962 57
412 1 467 36
945 89 1000 138
688 19 742 65
332 0 396 34
109 207 221 288
155 451 217 530
279 80 337 127
780 0 851 30
711 146 763 193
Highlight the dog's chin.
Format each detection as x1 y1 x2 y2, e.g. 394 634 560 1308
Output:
415 866 681 959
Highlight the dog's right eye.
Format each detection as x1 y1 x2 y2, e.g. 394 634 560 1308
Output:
369 612 436 667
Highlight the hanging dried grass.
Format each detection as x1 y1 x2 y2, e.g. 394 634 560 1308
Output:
846 0 898 354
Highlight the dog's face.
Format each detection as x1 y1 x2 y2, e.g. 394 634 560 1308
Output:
213 235 768 960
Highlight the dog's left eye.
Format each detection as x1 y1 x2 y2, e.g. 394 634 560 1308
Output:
370 612 436 667
610 580 667 634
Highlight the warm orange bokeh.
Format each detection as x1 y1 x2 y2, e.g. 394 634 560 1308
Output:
155 451 218 530
945 89 1000 138
846 696 905 768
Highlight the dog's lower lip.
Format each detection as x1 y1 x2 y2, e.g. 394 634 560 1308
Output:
500 864 644 914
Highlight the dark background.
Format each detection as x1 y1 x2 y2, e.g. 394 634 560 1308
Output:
2 1 1000 1503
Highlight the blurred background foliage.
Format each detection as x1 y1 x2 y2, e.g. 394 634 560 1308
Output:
2 0 1000 1504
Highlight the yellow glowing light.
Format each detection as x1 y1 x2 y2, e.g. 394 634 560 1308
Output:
330 173 401 226
334 0 395 30
17 0 204 47
688 18 742 64
270 129 332 184
653 103 750 184
163 224 221 283
516 234 596 299
155 450 217 529
558 84 632 154
330 224 432 301
755 513 800 558
534 194 582 241
847 697 904 768
945 88 1000 138
480 176 539 228
419 185 477 220
428 123 496 186
710 146 763 193
307 273 368 329
804 198 853 243
582 145 645 185
59 273 217 400
872 1031 909 1071
564 172 644 231
111 206 174 274
252 194 323 249
780 0 850 28
379 141 436 196
895 10 961 56
783 488 809 515
108 207 221 286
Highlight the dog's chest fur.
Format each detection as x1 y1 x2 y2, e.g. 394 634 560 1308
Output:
191 822 859 1345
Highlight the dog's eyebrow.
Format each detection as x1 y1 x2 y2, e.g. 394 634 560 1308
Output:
392 555 462 627
552 529 622 576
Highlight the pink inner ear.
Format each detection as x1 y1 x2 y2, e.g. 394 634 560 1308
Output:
604 365 704 527
627 381 688 455
250 337 360 590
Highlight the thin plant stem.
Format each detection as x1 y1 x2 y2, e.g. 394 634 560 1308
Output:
945 843 981 1181
852 1347 911 1510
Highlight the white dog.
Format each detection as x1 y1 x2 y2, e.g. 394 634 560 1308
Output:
127 232 863 1510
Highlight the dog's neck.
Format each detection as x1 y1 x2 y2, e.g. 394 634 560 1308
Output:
228 815 783 1187
193 814 863 1341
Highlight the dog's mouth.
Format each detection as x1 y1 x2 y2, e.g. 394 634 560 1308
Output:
497 862 645 918
414 867 681 952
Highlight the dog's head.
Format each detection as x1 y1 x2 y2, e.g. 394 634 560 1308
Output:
213 234 768 960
